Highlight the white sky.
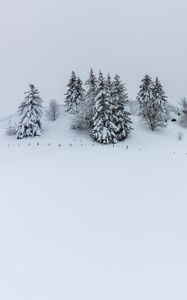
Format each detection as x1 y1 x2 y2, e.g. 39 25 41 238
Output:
0 0 187 117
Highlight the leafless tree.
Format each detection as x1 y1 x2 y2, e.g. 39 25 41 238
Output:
46 99 60 121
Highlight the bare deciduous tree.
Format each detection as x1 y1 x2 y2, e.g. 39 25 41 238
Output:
46 99 60 121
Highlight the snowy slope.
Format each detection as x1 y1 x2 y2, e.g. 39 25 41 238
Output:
0 106 93 147
0 107 187 300
0 104 185 150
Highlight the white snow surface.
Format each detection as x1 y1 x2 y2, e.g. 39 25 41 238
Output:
0 107 187 300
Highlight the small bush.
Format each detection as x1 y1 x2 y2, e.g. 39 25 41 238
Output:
177 131 183 141
6 120 17 136
179 98 187 127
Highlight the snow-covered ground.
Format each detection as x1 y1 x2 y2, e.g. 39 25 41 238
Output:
0 108 187 300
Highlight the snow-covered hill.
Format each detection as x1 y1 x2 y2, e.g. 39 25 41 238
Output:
0 104 185 150
0 107 187 300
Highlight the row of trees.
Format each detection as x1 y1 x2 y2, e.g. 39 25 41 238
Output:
13 70 186 142
65 70 168 143
65 69 132 143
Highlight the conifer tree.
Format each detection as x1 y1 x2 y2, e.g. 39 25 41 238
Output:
76 77 85 106
91 71 118 144
85 68 98 100
106 73 112 98
84 68 98 126
137 75 167 131
71 69 97 130
152 76 168 126
111 74 132 141
16 84 43 139
137 74 153 118
65 72 84 114
65 71 77 113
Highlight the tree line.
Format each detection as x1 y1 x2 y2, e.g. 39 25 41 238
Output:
65 70 132 143
12 69 187 143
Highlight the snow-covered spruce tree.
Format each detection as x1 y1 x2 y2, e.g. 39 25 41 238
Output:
152 76 168 125
91 71 118 144
84 68 98 127
72 68 97 130
65 71 77 113
111 74 132 141
75 77 85 108
106 73 112 97
46 99 60 121
179 97 187 127
137 75 167 131
65 72 85 114
137 74 153 118
16 84 43 139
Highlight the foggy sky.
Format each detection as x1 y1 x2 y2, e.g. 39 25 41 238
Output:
0 0 187 117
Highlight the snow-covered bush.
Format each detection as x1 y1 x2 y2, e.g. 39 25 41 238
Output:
177 131 183 141
72 69 97 130
16 84 43 139
46 99 60 121
6 119 17 136
179 97 187 127
71 101 91 130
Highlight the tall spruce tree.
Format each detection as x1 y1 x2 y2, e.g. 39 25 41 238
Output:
16 84 43 139
152 76 168 126
82 68 97 127
85 68 98 101
76 77 85 106
106 73 112 97
91 71 118 144
111 74 132 141
137 74 153 118
137 75 167 131
65 71 84 114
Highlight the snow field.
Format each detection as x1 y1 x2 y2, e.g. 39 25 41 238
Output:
0 144 187 300
0 109 187 299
